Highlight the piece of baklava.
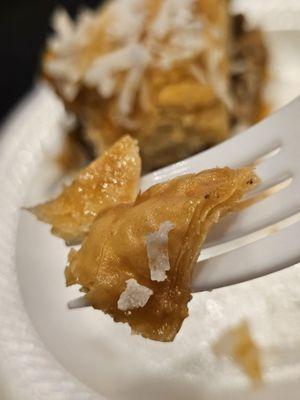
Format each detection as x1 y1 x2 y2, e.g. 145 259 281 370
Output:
43 0 268 171
65 167 259 341
29 135 141 244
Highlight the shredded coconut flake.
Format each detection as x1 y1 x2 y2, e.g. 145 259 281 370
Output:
84 43 151 102
118 48 151 115
106 0 147 43
46 7 100 101
151 0 202 38
117 279 153 311
189 64 206 84
146 221 174 282
207 49 233 110
150 0 172 40
48 8 75 53
149 0 204 69
47 0 212 116
48 7 97 54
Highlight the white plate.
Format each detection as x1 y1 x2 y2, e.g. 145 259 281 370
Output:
1 26 300 400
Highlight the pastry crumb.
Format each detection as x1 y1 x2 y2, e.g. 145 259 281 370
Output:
214 321 263 384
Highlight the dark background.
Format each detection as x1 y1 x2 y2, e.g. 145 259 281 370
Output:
0 0 103 123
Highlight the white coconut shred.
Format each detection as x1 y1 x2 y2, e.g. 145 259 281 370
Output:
117 279 153 311
146 221 174 282
46 0 208 115
46 7 99 101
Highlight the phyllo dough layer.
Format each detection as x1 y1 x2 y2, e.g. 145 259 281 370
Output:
66 167 258 341
29 135 141 244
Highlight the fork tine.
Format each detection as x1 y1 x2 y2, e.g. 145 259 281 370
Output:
140 139 281 191
192 219 300 292
67 296 90 309
68 97 300 305
205 175 296 247
141 96 300 191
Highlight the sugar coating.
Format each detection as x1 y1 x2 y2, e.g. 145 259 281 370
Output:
146 221 174 282
117 279 153 311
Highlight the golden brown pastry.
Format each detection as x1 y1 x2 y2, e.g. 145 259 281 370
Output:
66 167 259 341
29 135 141 244
43 0 265 171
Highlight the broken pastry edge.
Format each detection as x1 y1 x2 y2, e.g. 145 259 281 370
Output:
27 134 141 245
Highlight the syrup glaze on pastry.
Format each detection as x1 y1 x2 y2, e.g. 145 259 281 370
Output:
66 167 259 341
29 135 141 244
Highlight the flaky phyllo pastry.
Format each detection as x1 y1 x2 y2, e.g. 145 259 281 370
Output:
65 167 259 341
29 135 141 244
43 0 268 171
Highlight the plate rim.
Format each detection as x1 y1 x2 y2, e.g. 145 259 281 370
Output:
0 84 101 400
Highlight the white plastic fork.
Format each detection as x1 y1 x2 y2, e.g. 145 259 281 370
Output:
68 97 300 309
